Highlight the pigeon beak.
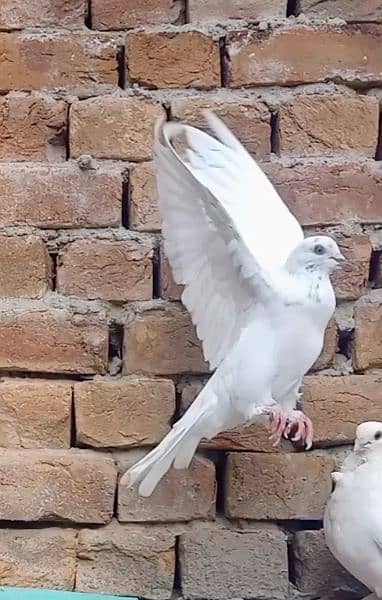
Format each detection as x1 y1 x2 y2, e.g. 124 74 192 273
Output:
332 252 351 271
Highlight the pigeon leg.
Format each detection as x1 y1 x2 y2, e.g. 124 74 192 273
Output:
268 404 289 446
284 410 313 449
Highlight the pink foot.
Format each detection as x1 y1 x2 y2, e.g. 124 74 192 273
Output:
268 406 313 449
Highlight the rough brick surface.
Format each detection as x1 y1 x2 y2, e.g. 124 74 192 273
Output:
0 32 117 96
70 97 163 161
353 293 382 370
127 31 221 89
334 235 372 300
265 160 382 226
160 252 183 301
0 0 85 30
0 164 122 228
299 0 382 21
0 94 66 161
117 451 216 522
57 238 153 302
292 530 368 598
302 375 382 447
0 527 77 590
278 94 379 158
226 25 382 87
188 0 285 21
129 162 161 232
76 521 175 599
180 522 288 600
124 306 208 375
0 304 108 375
74 378 175 448
0 380 72 448
225 453 334 519
171 94 271 157
0 450 116 523
0 235 51 299
92 0 184 29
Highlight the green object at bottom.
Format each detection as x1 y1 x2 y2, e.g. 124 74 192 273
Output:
0 588 137 600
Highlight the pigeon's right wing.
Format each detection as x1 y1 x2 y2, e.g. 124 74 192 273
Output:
155 116 294 370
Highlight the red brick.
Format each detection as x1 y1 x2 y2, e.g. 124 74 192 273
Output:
0 163 122 228
76 521 175 599
226 25 382 87
0 380 72 449
302 374 382 447
70 97 163 161
0 0 85 30
264 160 382 226
92 0 184 29
124 305 208 375
129 162 161 232
127 31 221 89
160 252 183 301
0 449 117 523
188 0 285 21
0 303 108 375
278 94 379 158
0 32 117 96
353 293 382 370
311 318 338 372
225 453 334 519
0 94 66 161
57 238 153 302
0 528 77 590
0 235 51 299
117 451 216 522
299 0 382 21
171 94 271 158
74 378 175 448
333 235 372 300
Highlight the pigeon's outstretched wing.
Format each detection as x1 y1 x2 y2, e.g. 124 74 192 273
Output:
156 113 303 370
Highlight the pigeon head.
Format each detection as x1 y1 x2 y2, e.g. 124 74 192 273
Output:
286 235 346 274
354 421 382 454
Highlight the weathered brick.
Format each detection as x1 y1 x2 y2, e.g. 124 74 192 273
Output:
0 235 51 299
57 238 153 302
292 530 368 598
302 374 382 447
188 0 285 21
0 527 77 590
0 94 66 161
0 449 116 523
299 0 382 21
0 32 117 96
278 94 379 158
74 378 175 448
226 25 382 87
92 0 184 29
127 31 221 89
333 235 372 300
0 379 72 449
70 97 163 161
225 453 334 519
311 318 338 372
117 451 216 522
0 303 108 375
124 305 208 375
353 292 382 370
0 0 85 30
160 252 183 301
171 94 271 158
264 160 382 226
76 521 175 599
180 522 288 600
0 163 122 228
129 162 161 232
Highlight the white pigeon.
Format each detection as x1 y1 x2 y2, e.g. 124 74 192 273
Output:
121 112 346 497
324 421 382 600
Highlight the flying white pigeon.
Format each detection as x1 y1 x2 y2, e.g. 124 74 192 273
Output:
121 112 346 497
324 421 382 600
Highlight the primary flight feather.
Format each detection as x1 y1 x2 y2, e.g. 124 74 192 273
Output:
121 112 345 497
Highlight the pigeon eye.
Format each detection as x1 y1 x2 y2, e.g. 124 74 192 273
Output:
314 244 325 255
374 431 382 440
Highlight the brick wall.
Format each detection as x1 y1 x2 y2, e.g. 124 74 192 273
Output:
0 1 381 598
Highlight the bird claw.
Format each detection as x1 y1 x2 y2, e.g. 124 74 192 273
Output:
268 406 313 449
